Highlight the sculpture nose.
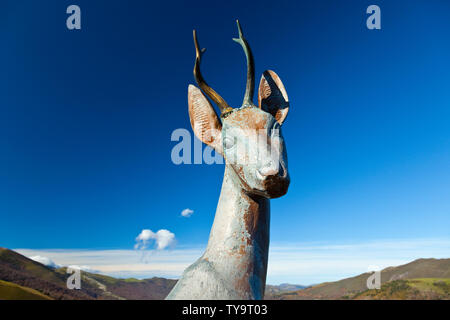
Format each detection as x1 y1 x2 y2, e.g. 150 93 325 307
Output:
258 161 279 177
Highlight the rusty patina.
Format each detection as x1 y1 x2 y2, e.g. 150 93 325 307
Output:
166 20 290 300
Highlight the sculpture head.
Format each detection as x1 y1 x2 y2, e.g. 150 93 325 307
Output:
188 21 290 199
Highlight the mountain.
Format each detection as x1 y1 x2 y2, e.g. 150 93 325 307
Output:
61 270 177 300
0 247 176 300
264 283 308 299
0 247 97 299
1 248 448 300
269 258 450 300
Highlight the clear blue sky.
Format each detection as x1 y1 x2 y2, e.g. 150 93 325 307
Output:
1 0 449 252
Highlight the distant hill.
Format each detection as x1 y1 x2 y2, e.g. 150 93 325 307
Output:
57 268 177 300
264 283 308 299
269 258 450 300
0 247 176 300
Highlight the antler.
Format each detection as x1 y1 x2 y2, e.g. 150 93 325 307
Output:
193 30 231 114
232 20 255 107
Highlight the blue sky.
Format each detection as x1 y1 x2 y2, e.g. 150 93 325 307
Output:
1 1 449 283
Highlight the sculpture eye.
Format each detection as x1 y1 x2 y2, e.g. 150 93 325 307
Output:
223 136 235 149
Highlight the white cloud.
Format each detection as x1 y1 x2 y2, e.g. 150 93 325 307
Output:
181 208 194 217
16 247 202 279
154 230 176 250
29 255 99 273
135 229 155 243
30 255 61 268
67 265 99 273
134 229 176 250
15 238 450 285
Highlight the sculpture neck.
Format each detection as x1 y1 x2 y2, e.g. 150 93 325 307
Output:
203 166 270 299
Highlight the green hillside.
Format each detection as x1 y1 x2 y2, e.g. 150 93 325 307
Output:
270 258 450 300
0 279 52 300
0 248 176 300
353 278 450 300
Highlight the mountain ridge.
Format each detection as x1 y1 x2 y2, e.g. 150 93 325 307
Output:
1 248 448 300
267 257 450 300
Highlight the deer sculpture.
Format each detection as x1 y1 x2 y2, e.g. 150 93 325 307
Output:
166 20 290 300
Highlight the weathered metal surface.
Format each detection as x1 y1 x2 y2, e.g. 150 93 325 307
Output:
258 70 289 124
232 20 255 108
166 21 290 300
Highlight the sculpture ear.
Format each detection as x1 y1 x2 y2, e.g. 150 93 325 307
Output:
258 70 289 124
188 85 223 154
